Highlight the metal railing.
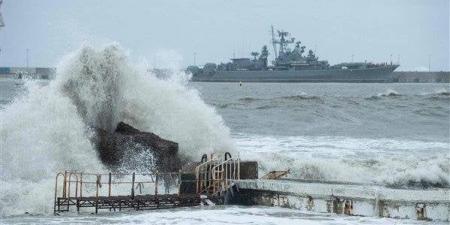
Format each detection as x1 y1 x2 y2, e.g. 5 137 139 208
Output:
195 152 240 195
54 170 183 213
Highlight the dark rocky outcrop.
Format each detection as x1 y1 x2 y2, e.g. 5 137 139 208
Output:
94 122 181 172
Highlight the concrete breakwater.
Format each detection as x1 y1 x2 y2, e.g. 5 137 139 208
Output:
0 67 56 79
235 179 450 221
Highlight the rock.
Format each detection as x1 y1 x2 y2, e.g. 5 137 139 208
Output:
94 122 181 172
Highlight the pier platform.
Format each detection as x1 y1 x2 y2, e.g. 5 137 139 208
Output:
53 154 242 214
55 194 201 213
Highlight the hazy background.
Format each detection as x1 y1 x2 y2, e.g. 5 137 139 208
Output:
0 0 448 71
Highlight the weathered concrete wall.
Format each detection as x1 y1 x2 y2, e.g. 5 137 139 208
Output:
235 179 450 221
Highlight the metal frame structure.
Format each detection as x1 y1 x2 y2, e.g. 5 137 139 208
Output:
53 170 196 214
54 153 241 214
195 153 240 196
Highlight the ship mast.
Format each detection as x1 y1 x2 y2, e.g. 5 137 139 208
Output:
271 25 278 59
0 0 4 56
277 30 294 56
271 26 295 61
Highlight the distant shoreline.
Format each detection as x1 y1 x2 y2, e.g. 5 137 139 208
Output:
0 67 449 83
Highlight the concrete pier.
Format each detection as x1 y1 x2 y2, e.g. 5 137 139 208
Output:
53 155 449 221
235 179 450 221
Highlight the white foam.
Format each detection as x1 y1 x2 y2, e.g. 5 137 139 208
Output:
235 134 450 187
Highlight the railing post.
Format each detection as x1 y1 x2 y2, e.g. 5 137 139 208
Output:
95 175 99 214
67 172 71 199
233 160 236 180
131 172 135 199
238 158 240 180
66 172 72 211
155 171 159 196
54 174 58 214
54 172 64 214
195 167 199 194
63 171 67 198
178 170 182 195
96 175 100 198
108 172 112 197
204 164 208 193
225 161 228 187
80 173 83 200
74 174 78 198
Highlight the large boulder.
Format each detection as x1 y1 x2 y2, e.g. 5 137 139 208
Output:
94 122 181 172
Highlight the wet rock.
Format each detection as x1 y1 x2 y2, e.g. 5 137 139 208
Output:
94 122 181 172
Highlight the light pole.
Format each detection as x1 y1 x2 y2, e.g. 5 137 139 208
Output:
26 48 29 72
428 54 431 72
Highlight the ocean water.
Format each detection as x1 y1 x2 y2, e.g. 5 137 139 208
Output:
193 82 450 188
0 45 449 224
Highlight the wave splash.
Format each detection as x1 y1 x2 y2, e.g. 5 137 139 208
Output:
0 44 234 216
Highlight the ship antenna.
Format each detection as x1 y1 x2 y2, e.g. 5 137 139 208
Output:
428 54 431 72
271 25 278 59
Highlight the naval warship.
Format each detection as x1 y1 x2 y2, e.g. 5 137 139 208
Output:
188 27 399 82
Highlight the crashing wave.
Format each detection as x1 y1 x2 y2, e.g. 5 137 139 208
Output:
0 44 234 216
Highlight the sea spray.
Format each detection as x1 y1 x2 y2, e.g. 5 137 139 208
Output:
0 44 234 216
0 81 102 215
58 45 234 159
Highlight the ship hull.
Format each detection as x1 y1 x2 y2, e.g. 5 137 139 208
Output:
191 65 398 83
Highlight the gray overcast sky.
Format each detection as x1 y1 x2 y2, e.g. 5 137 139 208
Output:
0 0 448 71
